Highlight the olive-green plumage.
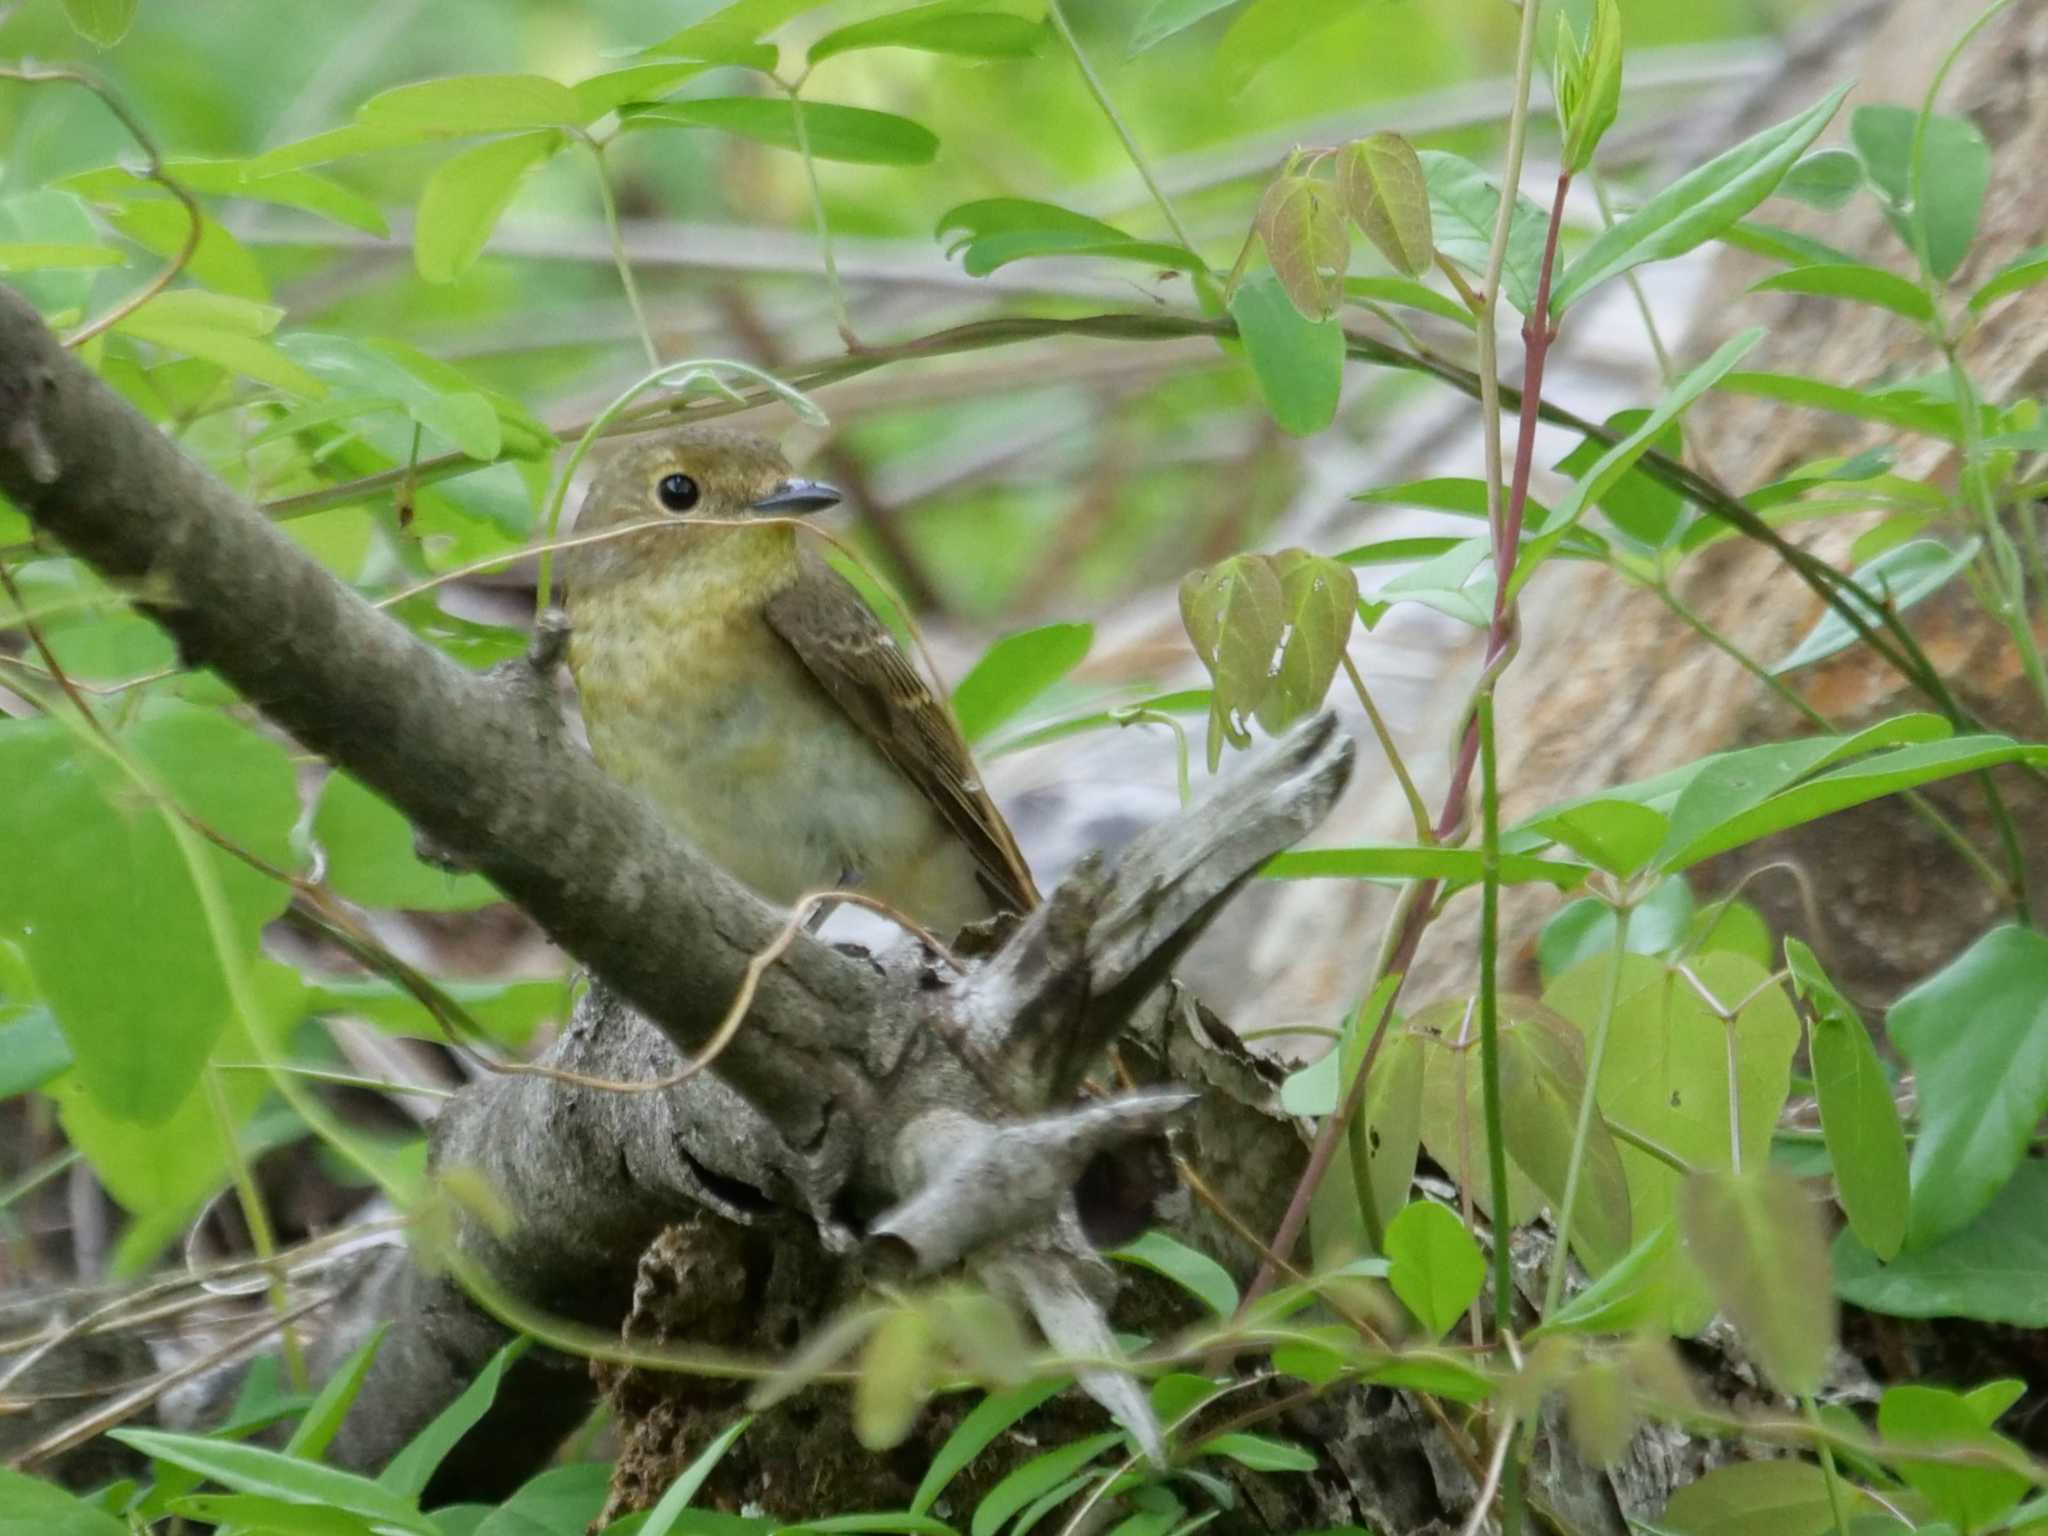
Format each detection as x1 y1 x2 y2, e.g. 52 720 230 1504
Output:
561 425 1037 934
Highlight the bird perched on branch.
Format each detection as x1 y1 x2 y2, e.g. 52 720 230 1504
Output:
560 425 1038 935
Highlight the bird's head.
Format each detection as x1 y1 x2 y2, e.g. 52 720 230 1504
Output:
562 425 841 594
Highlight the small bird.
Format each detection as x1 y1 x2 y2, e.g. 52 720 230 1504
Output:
560 425 1038 935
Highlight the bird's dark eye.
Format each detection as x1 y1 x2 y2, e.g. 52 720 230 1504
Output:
656 473 700 512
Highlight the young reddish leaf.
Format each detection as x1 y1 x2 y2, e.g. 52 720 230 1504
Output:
1257 550 1358 731
1254 174 1350 320
1337 133 1432 277
1679 1169 1834 1396
1180 553 1285 768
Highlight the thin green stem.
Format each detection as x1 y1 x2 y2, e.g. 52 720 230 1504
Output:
582 135 659 369
783 83 857 347
1343 649 1431 843
1805 1396 1853 1536
1044 0 1200 256
1541 900 1631 1316
204 1067 306 1389
1476 691 1513 1336
1650 578 2012 899
1591 169 1673 382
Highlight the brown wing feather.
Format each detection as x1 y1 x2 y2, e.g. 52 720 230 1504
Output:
763 559 1040 915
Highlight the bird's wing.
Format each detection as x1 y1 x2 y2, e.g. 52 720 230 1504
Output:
763 558 1040 915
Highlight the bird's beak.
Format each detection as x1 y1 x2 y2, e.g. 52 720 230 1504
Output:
751 477 843 515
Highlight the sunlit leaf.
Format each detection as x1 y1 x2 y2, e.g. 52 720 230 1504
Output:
357 74 581 134
414 130 563 284
1385 1199 1485 1339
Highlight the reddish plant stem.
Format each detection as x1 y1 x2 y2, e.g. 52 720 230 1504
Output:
1240 170 1574 1317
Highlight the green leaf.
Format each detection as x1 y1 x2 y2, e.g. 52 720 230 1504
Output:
1262 845 1587 890
1679 1168 1834 1396
0 707 298 1123
169 1496 378 1535
570 63 714 122
1964 1379 2026 1427
1850 105 1989 282
637 1418 752 1536
0 1008 74 1098
1787 938 1907 1262
1354 476 1538 521
358 74 582 134
1337 133 1432 277
1552 83 1849 314
809 8 1041 63
1126 0 1237 57
1384 1199 1485 1339
1661 735 2047 873
1778 149 1864 211
1888 925 2048 1248
1532 1222 1673 1338
286 1326 390 1462
623 99 938 166
313 771 501 911
647 0 837 67
950 231 1197 277
1716 370 1965 440
1520 799 1670 877
1719 220 1861 269
277 334 507 463
1111 1230 1239 1319
113 290 325 396
62 0 136 45
1877 1385 2031 1532
380 1335 532 1498
1834 1159 2048 1326
1661 1459 1841 1536
1749 262 1935 325
1343 275 1475 329
1771 538 1979 675
473 1464 611 1536
1556 0 1621 176
938 198 1123 250
1216 0 1354 95
415 131 563 284
1496 1003 1632 1274
1195 1433 1316 1473
970 1431 1122 1536
1418 150 1547 315
0 241 124 271
1544 952 1801 1334
0 1467 129 1535
912 1382 1062 1516
1374 534 1492 627
1512 329 1762 594
110 1429 435 1534
952 623 1092 744
1336 536 1465 567
1968 243 2048 312
1254 175 1349 321
1551 409 1687 550
61 159 390 236
1226 268 1343 437
781 1516 959 1535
